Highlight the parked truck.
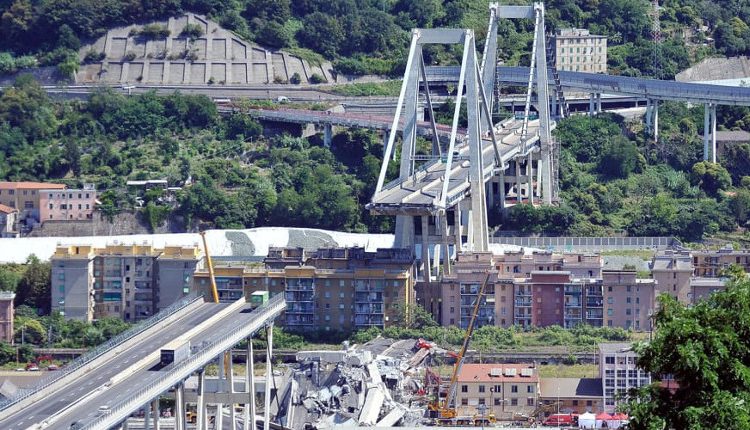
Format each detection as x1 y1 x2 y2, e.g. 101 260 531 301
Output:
160 340 190 367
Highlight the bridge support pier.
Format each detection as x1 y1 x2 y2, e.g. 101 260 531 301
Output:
440 214 451 275
712 104 717 163
197 369 206 430
515 159 522 203
152 398 161 430
454 204 463 254
175 382 186 430
263 323 274 430
653 100 659 141
589 93 595 116
323 124 332 147
245 337 256 430
527 154 534 206
421 216 432 282
596 93 602 113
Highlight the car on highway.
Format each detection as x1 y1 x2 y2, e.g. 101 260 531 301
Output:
14 367 24 372
98 405 111 415
26 363 40 371
47 364 60 371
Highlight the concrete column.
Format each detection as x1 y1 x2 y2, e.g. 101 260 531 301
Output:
323 124 332 148
704 103 711 161
197 369 206 430
536 157 542 201
145 404 151 430
421 216 431 282
152 398 160 430
527 154 534 206
515 159 522 203
498 172 506 212
176 383 185 430
228 350 236 429
711 104 717 163
589 93 595 116
486 180 495 208
645 99 652 133
441 214 451 275
596 93 602 113
246 338 256 430
653 100 659 141
453 204 462 256
217 354 225 430
263 324 273 430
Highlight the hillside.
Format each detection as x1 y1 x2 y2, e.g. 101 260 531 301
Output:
2 0 750 79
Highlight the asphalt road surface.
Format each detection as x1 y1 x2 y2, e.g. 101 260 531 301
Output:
0 302 225 430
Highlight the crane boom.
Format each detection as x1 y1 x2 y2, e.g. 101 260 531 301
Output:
441 272 492 412
199 231 220 304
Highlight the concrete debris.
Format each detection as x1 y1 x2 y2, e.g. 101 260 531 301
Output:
275 337 435 429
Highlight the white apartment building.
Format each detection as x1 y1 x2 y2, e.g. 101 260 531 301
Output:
554 28 607 74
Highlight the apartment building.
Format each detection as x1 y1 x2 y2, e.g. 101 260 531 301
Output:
0 204 18 237
692 247 750 277
436 251 611 330
39 184 97 222
539 378 603 414
194 247 415 333
649 249 749 305
454 363 539 420
438 252 514 328
553 28 607 74
651 251 693 303
599 343 651 413
51 244 202 322
602 271 655 331
0 181 66 222
0 291 15 343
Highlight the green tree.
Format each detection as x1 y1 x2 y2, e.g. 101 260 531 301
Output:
597 136 641 179
14 255 51 314
629 278 750 430
691 161 732 196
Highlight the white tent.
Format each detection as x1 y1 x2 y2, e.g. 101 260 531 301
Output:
578 412 596 428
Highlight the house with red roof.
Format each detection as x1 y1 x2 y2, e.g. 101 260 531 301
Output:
454 363 539 420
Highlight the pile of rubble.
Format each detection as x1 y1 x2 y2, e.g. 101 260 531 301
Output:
275 338 442 429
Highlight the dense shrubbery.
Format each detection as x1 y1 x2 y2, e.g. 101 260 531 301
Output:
350 323 633 352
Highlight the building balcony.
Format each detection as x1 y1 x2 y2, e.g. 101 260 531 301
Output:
514 300 532 307
564 302 582 308
286 284 315 291
355 304 384 314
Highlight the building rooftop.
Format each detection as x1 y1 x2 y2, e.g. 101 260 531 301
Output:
555 28 605 38
0 204 17 214
690 277 726 288
539 378 603 398
651 255 693 271
456 363 538 383
0 181 66 190
598 343 635 354
716 130 750 142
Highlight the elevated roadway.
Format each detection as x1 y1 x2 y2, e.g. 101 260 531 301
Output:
0 299 220 429
426 66 750 106
369 117 548 216
76 295 284 430
0 296 283 430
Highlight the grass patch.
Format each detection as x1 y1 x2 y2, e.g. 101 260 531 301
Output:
286 47 325 67
600 249 656 260
328 80 402 97
538 364 599 378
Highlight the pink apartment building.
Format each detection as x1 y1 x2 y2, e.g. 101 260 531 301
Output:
39 185 97 222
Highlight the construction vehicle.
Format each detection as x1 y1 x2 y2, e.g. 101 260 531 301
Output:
428 272 496 426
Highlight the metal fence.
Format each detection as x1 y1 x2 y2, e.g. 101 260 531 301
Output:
81 295 285 430
489 236 680 251
0 295 203 411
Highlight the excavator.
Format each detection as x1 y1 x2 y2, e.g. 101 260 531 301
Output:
427 272 496 427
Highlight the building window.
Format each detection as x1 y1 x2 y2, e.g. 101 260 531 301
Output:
511 385 518 393
511 399 518 406
527 398 535 406
494 398 502 405
527 385 534 393
608 297 614 304
605 356 615 364
494 385 502 393
461 385 468 393
478 398 485 405
478 385 485 393
461 398 468 406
